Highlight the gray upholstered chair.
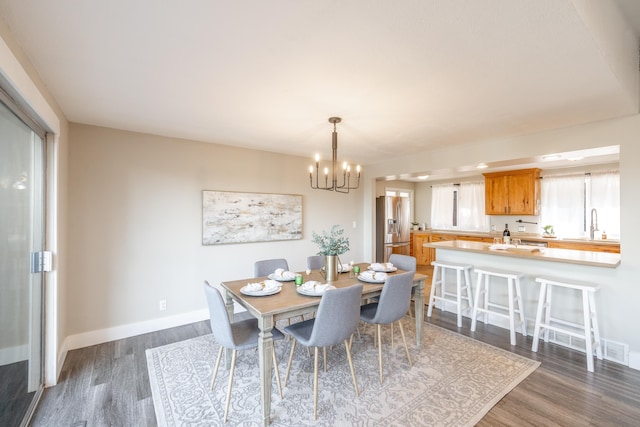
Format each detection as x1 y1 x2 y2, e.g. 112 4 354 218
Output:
283 284 363 420
306 255 324 270
254 258 289 277
203 280 284 423
389 253 417 318
389 253 416 272
360 271 414 383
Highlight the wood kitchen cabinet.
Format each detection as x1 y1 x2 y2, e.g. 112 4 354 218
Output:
412 233 431 266
483 168 541 215
547 240 620 253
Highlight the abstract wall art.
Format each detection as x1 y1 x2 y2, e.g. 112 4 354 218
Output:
202 190 303 245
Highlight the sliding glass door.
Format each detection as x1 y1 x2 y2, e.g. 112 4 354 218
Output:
0 99 45 427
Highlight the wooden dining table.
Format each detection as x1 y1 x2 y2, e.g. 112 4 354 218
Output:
219 263 428 426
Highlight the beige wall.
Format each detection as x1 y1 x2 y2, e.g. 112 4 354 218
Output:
67 124 365 340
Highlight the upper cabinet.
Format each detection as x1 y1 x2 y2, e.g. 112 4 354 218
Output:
483 168 541 215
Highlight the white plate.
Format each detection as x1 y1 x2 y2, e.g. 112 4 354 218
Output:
296 285 336 296
240 285 282 296
357 274 387 284
268 273 295 282
368 266 397 273
339 264 353 273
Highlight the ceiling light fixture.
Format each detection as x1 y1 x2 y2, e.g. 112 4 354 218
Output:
542 154 562 161
309 117 361 193
477 163 488 169
418 175 429 180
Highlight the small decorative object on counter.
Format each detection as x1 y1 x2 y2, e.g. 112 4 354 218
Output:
542 225 555 237
503 224 511 245
602 230 607 240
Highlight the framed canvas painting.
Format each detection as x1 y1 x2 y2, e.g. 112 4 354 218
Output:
202 190 303 245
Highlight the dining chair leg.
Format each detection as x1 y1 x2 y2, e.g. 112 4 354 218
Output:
391 322 394 348
284 339 297 387
223 350 237 423
211 346 223 390
306 347 311 358
344 338 359 397
373 325 378 348
313 347 319 420
323 347 327 372
272 346 283 398
398 320 412 367
377 324 383 383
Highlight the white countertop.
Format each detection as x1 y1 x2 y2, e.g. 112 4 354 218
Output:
424 240 620 268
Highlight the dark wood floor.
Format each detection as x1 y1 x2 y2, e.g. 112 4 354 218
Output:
30 305 640 426
0 361 35 427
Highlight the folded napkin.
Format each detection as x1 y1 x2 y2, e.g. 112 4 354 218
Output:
359 270 388 281
245 279 281 292
274 268 297 279
300 281 334 293
369 262 394 271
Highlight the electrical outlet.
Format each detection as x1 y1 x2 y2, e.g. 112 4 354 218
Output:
159 299 167 311
518 226 525 232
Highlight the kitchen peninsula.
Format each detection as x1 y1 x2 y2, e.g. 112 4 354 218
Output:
427 240 620 268
423 239 621 350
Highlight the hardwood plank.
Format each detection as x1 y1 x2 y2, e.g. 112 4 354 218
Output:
30 313 640 426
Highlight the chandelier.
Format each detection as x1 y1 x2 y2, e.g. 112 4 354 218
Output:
309 117 361 193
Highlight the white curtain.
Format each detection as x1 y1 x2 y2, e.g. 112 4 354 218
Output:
431 181 489 231
458 181 490 231
590 171 620 237
540 174 584 237
431 184 454 229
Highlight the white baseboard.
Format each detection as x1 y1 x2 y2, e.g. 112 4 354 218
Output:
628 351 640 371
0 343 28 366
63 309 210 352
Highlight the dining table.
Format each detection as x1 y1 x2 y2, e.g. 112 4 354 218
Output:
219 263 428 426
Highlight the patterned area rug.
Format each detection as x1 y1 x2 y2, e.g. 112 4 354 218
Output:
146 321 539 426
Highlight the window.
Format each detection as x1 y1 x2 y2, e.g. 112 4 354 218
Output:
540 171 619 238
431 181 489 231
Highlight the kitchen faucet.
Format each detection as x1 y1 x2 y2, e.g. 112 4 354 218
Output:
590 208 598 240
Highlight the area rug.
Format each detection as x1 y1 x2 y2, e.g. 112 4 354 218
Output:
146 322 539 426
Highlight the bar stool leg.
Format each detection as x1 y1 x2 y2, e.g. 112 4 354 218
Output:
532 281 547 352
470 271 483 332
589 291 603 360
582 289 595 372
482 274 490 324
507 277 516 345
427 265 439 318
543 284 553 343
456 268 463 327
464 267 474 313
515 277 527 336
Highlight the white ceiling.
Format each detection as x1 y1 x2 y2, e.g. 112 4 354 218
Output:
0 0 638 172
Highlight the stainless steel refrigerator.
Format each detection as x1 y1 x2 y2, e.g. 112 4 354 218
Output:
376 195 411 262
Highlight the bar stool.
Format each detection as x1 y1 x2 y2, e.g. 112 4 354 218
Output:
427 261 473 327
470 267 526 345
532 276 603 372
